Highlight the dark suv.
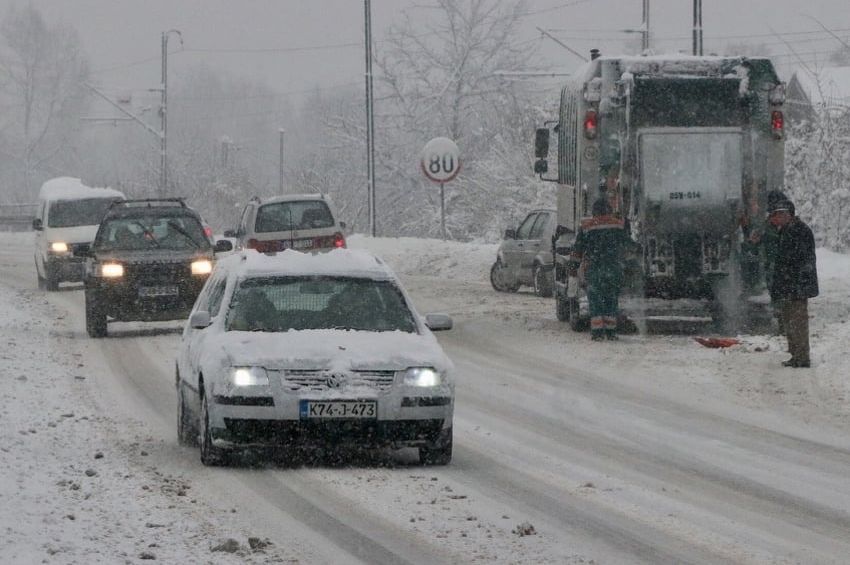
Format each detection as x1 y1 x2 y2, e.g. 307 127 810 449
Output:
84 198 231 337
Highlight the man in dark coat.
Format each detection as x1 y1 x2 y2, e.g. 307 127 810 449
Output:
571 198 629 340
768 197 818 368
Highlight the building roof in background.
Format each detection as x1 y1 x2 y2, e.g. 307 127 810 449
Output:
789 66 850 109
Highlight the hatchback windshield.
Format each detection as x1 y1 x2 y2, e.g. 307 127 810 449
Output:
48 198 120 228
226 276 417 333
255 201 334 233
95 215 211 251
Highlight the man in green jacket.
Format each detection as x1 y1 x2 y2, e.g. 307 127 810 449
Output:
571 198 629 341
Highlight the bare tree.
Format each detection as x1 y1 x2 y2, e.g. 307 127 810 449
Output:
0 5 89 197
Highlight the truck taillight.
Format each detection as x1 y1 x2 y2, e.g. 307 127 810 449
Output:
771 110 784 139
583 110 598 139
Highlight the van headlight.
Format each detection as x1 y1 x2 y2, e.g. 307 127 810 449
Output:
191 259 213 275
49 241 69 253
97 263 124 278
403 367 442 387
231 367 269 387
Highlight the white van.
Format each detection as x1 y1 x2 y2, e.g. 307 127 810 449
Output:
33 177 125 290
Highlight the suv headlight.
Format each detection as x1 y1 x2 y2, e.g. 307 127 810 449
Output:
403 367 442 387
49 241 70 253
97 263 124 278
191 259 213 275
231 367 269 386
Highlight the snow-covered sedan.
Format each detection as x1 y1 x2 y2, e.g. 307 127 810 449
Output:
175 248 455 466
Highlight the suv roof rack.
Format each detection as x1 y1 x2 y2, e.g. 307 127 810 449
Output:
108 198 187 210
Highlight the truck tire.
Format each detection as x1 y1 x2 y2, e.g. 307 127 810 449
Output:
568 298 587 332
85 289 107 338
555 291 570 322
533 265 554 298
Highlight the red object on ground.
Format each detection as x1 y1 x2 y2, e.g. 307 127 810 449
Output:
694 337 741 348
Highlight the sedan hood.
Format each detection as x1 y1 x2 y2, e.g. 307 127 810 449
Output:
210 329 453 373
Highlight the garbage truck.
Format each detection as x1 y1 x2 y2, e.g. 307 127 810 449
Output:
533 53 786 331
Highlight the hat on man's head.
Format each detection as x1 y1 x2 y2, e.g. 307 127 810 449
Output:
766 189 789 206
767 198 795 215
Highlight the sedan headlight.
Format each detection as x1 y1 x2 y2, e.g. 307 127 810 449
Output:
403 367 442 387
191 259 213 275
231 367 269 387
98 263 124 278
49 241 69 253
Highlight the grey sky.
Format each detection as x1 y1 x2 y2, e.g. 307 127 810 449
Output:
3 0 849 98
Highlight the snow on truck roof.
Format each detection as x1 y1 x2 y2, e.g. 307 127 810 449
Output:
38 177 124 201
569 54 775 83
219 248 397 281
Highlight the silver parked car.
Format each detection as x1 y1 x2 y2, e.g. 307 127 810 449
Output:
176 248 455 466
490 208 556 297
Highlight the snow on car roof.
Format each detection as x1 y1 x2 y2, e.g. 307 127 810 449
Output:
220 248 396 281
259 193 329 204
38 177 124 201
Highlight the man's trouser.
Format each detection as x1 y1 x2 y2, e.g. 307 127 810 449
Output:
779 299 810 364
588 275 619 338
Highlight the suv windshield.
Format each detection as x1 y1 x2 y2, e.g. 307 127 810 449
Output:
226 276 417 333
95 215 211 252
255 200 334 233
48 198 120 228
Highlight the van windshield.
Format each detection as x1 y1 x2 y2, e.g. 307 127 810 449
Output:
48 198 119 228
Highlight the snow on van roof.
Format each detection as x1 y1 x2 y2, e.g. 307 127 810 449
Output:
38 177 124 201
220 248 396 280
260 193 328 203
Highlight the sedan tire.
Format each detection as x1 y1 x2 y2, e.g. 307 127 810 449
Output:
533 265 554 298
490 260 519 293
85 289 107 338
199 390 228 466
176 377 199 447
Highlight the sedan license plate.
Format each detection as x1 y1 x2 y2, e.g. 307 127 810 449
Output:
300 400 376 419
138 285 179 298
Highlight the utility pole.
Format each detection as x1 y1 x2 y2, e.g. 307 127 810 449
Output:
279 128 285 194
692 0 703 56
641 0 651 51
160 30 182 196
364 0 376 237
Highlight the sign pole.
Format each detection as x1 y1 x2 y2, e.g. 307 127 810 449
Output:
440 182 446 240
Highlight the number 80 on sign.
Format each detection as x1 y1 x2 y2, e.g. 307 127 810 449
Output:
421 137 461 183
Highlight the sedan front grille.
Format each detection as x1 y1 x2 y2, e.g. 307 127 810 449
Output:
274 369 396 393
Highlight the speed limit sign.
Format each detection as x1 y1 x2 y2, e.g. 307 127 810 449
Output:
421 137 461 183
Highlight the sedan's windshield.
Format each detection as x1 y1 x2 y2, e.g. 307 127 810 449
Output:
226 276 417 333
48 198 120 228
95 215 211 251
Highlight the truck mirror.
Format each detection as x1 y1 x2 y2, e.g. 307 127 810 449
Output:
534 159 548 174
534 128 550 159
32 218 43 231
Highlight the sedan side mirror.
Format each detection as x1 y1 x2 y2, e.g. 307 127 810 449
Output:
504 228 517 240
424 313 453 332
189 310 211 329
32 218 43 231
214 239 233 253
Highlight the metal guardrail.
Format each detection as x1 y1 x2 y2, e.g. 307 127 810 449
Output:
0 204 37 232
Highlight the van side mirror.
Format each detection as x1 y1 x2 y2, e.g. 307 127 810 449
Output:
32 218 43 231
534 159 548 174
424 313 453 331
214 239 233 253
534 128 550 159
189 310 211 329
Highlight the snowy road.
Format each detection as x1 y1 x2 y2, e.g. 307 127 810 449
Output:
4 233 850 564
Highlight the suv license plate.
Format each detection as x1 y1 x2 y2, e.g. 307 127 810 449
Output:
299 400 376 419
138 285 179 297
